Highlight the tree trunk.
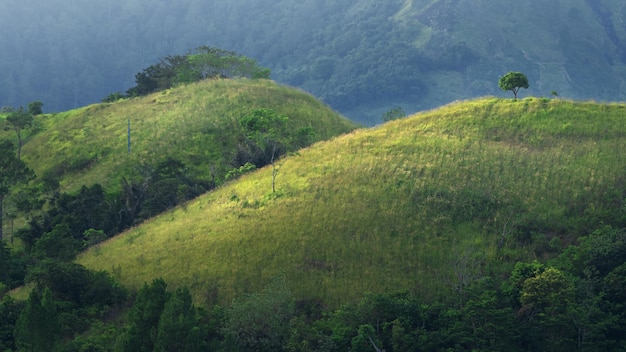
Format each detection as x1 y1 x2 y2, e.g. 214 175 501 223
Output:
16 131 22 160
0 194 4 242
270 144 277 193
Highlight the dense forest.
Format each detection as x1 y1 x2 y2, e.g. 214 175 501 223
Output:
3 229 626 352
2 0 626 124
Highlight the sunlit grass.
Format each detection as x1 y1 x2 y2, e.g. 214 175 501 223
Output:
77 97 626 308
19 79 356 193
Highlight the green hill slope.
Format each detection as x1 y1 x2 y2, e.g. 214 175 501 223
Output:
77 97 626 307
19 78 356 193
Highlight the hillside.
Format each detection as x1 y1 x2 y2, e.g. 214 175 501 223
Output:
77 97 626 307
2 0 626 125
18 78 356 193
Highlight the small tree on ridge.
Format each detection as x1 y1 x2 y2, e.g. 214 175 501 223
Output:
499 71 529 99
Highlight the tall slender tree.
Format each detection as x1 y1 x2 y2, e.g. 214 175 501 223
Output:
14 288 60 352
5 107 33 159
239 108 290 193
0 141 34 241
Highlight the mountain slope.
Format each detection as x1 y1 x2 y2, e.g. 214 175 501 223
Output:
77 97 626 307
19 78 356 193
2 0 625 125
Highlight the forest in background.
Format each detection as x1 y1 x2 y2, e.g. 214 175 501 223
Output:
1 0 626 124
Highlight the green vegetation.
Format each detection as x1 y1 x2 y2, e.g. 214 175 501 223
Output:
76 97 626 308
499 71 530 99
381 106 406 122
1 79 356 275
0 76 355 279
3 1 626 124
0 76 358 351
1 94 626 350
0 141 34 241
123 46 271 98
20 78 355 193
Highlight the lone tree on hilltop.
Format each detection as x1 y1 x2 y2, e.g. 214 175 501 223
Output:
499 71 529 99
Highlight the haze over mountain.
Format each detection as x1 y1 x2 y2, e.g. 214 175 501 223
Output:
1 0 625 124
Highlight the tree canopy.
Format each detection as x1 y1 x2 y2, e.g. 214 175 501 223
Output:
124 46 271 98
4 107 33 160
499 71 529 99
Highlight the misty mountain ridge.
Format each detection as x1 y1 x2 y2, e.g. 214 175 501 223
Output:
1 0 625 124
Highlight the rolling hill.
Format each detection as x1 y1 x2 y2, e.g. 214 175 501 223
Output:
17 78 357 193
76 97 626 308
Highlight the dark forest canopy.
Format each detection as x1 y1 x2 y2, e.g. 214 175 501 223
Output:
1 0 626 124
109 46 270 99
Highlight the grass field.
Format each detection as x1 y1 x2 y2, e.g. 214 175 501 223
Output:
76 96 626 308
16 78 356 193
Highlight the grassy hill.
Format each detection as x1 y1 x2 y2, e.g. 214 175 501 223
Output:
16 78 356 193
76 97 626 308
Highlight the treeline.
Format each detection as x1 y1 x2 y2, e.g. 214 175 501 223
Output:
0 73 319 315
103 46 271 101
3 0 626 123
1 224 625 351
0 43 299 263
0 104 310 277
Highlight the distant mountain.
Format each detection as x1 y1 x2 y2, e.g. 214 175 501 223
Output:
77 97 626 307
1 0 625 124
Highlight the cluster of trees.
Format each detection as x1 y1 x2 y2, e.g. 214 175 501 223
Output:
1 224 625 351
5 156 214 266
0 42 305 275
103 46 271 102
1 90 313 304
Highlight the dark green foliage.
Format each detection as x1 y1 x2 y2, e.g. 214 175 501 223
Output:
154 287 201 352
82 228 108 248
26 260 126 307
382 106 406 122
0 296 22 351
350 324 379 352
0 140 35 241
13 262 126 352
125 46 270 98
102 92 126 103
21 184 118 255
33 223 83 261
126 55 189 97
27 101 43 115
6 237 626 352
499 71 530 99
0 240 27 290
137 158 213 220
18 158 213 256
120 278 170 352
14 288 61 352
187 46 271 80
225 162 257 181
223 277 295 352
4 106 33 159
